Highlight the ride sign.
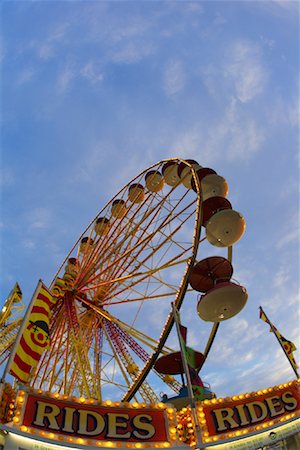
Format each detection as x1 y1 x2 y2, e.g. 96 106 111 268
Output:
199 381 300 440
17 393 170 444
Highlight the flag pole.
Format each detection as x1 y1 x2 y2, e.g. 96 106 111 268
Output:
0 280 43 384
172 302 204 450
259 306 299 378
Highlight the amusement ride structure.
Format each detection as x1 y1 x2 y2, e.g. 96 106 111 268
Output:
0 158 299 450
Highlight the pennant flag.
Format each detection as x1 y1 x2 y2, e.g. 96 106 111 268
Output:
272 325 298 370
9 281 55 383
259 307 298 371
259 308 268 323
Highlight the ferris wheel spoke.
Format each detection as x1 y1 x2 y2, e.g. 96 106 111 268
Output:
77 189 194 292
97 203 195 297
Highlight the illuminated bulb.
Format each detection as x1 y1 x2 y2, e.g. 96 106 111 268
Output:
132 402 139 408
13 417 19 423
79 397 86 403
20 426 28 432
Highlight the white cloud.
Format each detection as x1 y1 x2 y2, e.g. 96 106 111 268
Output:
80 62 103 84
173 99 265 163
163 59 186 97
26 207 52 230
37 44 55 60
111 42 155 64
22 239 36 249
16 67 36 86
0 168 15 188
57 64 76 93
276 212 299 249
269 96 299 127
224 40 268 103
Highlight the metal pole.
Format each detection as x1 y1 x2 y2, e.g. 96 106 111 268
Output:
172 302 204 450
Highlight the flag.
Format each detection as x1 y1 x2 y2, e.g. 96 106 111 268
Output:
259 307 298 371
9 281 55 383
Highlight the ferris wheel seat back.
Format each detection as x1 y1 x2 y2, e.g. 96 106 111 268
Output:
128 183 145 203
162 161 181 186
111 199 128 218
145 170 164 192
177 159 201 189
64 258 79 278
201 174 229 200
191 167 217 192
197 281 248 322
79 236 94 254
205 209 246 247
189 256 233 293
94 217 110 235
201 196 232 225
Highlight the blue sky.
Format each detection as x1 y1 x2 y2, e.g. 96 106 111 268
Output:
1 1 299 400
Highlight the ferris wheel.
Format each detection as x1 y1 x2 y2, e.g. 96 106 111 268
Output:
0 284 24 367
26 158 246 404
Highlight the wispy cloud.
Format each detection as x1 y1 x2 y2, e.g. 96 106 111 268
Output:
224 40 268 103
163 59 186 97
173 98 265 163
25 207 52 230
276 213 299 249
111 41 155 64
57 63 76 93
16 67 36 86
80 62 103 84
0 168 15 188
